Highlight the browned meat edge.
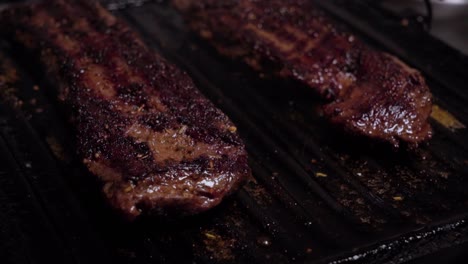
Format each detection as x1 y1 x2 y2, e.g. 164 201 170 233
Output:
173 0 433 147
0 0 250 219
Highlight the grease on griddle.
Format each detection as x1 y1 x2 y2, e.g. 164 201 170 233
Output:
315 172 328 178
0 53 22 108
243 181 273 206
199 229 235 261
256 235 272 247
45 136 70 162
431 105 465 131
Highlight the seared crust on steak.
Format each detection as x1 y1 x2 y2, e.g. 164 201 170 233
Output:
173 0 433 146
0 0 250 219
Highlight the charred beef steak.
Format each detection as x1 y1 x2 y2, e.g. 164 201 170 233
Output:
0 0 250 219
173 0 433 147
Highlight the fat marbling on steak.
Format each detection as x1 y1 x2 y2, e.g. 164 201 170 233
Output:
0 0 250 219
173 0 433 147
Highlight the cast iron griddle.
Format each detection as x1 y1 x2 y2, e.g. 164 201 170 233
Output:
0 0 467 263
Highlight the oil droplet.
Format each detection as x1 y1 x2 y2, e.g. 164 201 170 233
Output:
257 236 271 247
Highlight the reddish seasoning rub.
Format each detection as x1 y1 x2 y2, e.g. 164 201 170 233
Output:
0 0 250 219
173 0 433 147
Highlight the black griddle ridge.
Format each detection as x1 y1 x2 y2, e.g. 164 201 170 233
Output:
0 0 467 263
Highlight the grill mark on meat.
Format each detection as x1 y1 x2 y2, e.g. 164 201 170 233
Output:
173 0 433 146
31 9 119 100
46 1 172 119
1 0 249 219
46 0 165 114
72 3 233 145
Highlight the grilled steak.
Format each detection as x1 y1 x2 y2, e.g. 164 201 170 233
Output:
173 0 433 146
0 0 250 219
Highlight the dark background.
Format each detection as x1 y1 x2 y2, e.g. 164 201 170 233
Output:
1 0 468 263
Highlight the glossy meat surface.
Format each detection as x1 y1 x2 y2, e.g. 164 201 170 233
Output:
0 0 250 219
173 0 433 146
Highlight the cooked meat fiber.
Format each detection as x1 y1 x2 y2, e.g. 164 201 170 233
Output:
173 0 433 146
0 0 250 219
